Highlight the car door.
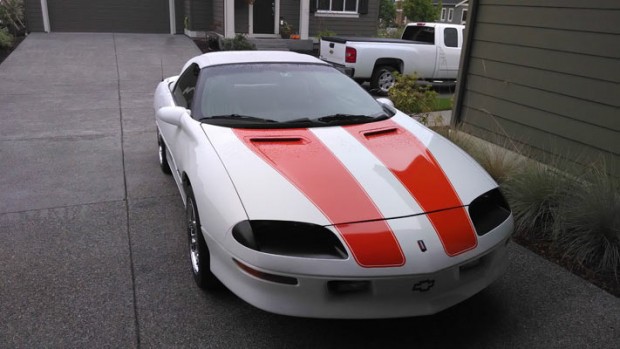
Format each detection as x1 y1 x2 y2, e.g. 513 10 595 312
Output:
436 27 461 79
160 63 200 179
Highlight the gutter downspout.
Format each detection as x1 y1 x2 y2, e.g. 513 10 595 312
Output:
451 0 479 128
40 0 50 32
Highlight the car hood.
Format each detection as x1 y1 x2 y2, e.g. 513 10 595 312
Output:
202 113 497 226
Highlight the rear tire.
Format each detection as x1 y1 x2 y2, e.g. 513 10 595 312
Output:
185 185 218 289
158 132 172 175
371 66 397 96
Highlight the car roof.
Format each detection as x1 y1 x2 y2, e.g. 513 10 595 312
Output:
184 50 329 71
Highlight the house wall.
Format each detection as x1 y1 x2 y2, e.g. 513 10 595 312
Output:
212 0 225 34
24 0 44 32
175 0 185 33
186 0 215 32
453 0 620 176
452 6 466 24
309 0 380 37
280 2 301 34
234 0 249 33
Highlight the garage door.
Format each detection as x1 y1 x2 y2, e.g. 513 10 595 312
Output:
48 0 170 33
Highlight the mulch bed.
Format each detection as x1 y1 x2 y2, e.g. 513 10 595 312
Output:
513 235 619 297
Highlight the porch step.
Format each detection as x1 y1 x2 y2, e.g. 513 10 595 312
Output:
250 38 290 51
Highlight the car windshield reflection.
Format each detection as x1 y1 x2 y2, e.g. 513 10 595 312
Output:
195 63 390 127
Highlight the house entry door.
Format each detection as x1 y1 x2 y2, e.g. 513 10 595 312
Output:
253 0 275 34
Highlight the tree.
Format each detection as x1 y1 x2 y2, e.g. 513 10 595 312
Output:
379 0 396 28
402 0 441 22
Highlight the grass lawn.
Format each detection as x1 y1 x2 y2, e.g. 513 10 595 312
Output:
433 97 453 111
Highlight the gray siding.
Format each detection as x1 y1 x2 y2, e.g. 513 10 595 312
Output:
212 0 225 34
309 0 380 37
175 0 185 33
46 0 170 33
454 0 620 176
187 0 214 32
24 0 43 32
280 2 301 34
234 0 249 33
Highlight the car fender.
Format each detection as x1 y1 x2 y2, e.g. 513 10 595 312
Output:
178 124 248 244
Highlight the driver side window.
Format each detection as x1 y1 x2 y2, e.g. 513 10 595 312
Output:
173 64 200 109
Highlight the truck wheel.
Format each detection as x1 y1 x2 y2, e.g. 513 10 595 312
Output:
371 66 397 95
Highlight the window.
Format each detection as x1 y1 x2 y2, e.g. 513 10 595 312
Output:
402 26 435 44
447 8 454 22
317 0 358 13
196 63 385 127
444 28 458 48
173 64 199 109
461 10 468 24
440 8 446 21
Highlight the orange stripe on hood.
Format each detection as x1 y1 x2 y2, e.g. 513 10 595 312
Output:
233 128 405 268
345 119 477 256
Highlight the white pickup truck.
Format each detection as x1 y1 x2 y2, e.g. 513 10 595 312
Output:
319 22 465 94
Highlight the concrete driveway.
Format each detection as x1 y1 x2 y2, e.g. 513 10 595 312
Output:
0 33 618 348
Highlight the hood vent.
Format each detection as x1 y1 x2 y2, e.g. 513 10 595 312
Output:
362 127 399 139
249 136 307 144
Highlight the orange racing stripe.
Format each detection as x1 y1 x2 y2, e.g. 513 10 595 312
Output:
345 119 477 256
233 128 405 268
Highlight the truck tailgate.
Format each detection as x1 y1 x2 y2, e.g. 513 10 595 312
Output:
319 37 347 65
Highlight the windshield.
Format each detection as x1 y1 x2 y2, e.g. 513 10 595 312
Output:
193 63 390 128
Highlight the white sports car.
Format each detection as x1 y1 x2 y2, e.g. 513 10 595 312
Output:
154 51 513 319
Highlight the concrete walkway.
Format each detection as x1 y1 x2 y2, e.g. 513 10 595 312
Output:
0 34 618 348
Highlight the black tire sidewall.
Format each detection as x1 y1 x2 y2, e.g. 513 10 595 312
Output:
158 132 172 174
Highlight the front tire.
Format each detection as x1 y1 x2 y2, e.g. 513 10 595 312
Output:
158 132 172 175
371 66 397 96
185 186 218 289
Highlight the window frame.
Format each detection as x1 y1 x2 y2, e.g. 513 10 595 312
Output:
315 0 360 18
440 8 447 21
447 8 454 22
461 9 468 24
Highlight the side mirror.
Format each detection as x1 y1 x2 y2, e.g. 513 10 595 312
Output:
375 97 396 114
156 106 187 126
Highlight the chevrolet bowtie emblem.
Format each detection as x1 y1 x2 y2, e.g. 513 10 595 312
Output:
412 279 435 292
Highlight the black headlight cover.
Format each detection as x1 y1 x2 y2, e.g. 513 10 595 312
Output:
232 220 348 259
468 188 511 236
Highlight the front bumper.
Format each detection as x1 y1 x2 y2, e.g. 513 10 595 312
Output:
207 234 511 319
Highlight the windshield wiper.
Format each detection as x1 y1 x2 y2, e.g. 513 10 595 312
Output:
200 114 278 123
317 113 389 124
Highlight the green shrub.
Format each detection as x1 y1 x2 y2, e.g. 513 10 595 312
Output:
502 162 571 240
388 73 437 116
552 166 620 275
316 29 336 38
221 34 256 51
0 0 25 34
0 27 13 49
377 26 404 39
